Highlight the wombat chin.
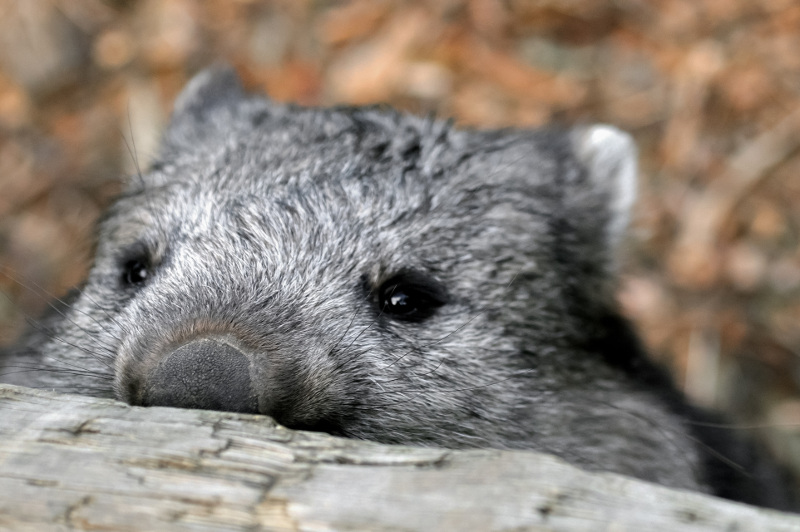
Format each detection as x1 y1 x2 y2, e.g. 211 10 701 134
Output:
1 65 797 511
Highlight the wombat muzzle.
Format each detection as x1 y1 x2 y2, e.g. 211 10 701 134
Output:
142 338 259 414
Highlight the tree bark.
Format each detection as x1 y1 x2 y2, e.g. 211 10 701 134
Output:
0 383 797 531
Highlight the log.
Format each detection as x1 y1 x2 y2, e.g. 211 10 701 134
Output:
0 383 797 531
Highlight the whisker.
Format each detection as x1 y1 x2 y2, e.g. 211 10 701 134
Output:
0 268 123 352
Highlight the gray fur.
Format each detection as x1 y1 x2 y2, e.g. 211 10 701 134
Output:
1 67 796 509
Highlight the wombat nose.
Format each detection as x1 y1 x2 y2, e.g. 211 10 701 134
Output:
143 338 258 413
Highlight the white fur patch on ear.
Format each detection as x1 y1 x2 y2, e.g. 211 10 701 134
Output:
572 125 638 247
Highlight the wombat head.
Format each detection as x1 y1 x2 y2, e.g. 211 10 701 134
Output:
17 67 709 490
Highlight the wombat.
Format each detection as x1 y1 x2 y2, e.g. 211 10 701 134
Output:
1 66 796 510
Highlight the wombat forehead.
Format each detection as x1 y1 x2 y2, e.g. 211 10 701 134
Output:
109 162 542 279
134 157 439 231
109 177 416 259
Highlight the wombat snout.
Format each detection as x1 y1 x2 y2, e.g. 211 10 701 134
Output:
142 338 258 414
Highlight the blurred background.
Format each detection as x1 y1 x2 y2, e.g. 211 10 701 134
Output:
1 0 799 476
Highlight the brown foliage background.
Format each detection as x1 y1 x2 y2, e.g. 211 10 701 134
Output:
1 0 799 475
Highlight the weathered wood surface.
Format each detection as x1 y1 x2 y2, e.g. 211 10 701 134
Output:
0 384 798 532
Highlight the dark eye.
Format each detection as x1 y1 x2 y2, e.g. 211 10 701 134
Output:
377 272 447 322
121 258 150 287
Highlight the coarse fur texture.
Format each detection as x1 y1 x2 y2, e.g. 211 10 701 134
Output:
1 67 796 510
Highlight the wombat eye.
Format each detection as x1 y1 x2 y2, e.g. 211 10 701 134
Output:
121 259 150 287
377 273 446 322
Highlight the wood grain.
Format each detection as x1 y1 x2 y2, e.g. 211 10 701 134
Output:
1 383 797 531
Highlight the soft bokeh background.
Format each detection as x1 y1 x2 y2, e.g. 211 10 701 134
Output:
1 0 800 475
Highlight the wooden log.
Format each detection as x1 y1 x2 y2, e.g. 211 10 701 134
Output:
0 383 798 531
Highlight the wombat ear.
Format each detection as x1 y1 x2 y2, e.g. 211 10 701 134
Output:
570 125 637 249
160 65 249 156
171 65 246 121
